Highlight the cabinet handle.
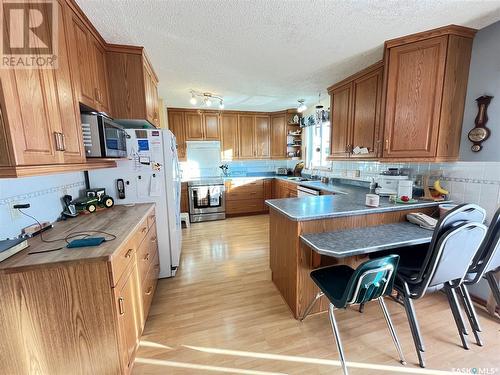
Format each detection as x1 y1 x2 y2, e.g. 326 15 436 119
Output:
385 139 389 150
151 237 157 243
125 249 133 258
141 226 147 233
94 87 100 101
144 253 150 261
60 133 66 151
118 297 125 315
54 132 64 151
145 286 153 295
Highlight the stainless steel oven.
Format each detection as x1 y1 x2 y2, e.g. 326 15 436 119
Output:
81 112 127 158
188 178 225 222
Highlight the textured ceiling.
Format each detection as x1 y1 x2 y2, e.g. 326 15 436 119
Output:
76 0 500 111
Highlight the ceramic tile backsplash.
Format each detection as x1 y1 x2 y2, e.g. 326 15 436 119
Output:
304 160 500 222
180 159 295 179
0 172 86 239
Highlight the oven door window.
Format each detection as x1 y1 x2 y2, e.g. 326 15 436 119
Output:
193 186 222 209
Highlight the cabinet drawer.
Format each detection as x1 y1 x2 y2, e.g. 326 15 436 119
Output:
147 209 156 229
142 253 160 321
134 217 149 248
109 236 137 287
137 226 158 283
226 199 265 214
226 188 264 201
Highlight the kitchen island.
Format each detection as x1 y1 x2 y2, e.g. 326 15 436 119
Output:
265 190 445 319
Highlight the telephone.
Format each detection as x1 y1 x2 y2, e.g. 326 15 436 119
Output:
407 213 437 230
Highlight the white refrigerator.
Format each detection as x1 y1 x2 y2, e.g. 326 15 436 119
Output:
88 129 182 278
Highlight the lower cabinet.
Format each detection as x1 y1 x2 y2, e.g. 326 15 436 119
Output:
274 179 298 198
225 179 272 216
0 206 159 374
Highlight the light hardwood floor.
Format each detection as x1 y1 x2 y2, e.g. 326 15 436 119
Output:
133 215 500 375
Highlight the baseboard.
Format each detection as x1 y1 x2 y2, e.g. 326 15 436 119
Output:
470 294 500 315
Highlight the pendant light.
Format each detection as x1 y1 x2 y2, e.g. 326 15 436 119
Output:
297 99 307 113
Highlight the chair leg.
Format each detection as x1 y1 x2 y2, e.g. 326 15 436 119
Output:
358 303 365 313
485 272 500 308
378 297 406 365
459 285 483 347
444 285 469 350
300 292 324 321
328 303 349 375
401 293 426 368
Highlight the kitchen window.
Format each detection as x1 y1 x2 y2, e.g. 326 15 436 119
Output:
304 113 331 168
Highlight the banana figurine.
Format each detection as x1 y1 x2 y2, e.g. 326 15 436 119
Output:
433 180 449 195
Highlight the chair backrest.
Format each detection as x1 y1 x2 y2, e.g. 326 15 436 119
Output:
344 255 399 306
466 207 500 284
413 203 486 284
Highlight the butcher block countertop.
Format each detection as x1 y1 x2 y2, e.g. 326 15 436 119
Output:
0 203 155 274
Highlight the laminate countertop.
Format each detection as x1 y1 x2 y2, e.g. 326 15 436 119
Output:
0 203 155 274
265 185 447 221
300 222 434 258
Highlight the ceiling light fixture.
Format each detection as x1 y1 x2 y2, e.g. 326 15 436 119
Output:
189 90 224 109
297 99 307 113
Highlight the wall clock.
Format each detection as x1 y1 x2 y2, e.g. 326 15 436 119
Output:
468 95 493 152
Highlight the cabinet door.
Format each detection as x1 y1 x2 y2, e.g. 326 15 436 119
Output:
150 79 159 127
168 111 186 160
383 36 447 158
330 84 352 158
70 14 97 109
0 4 61 165
238 115 255 158
221 114 238 160
116 265 141 372
255 115 270 158
56 0 85 163
92 39 111 114
203 113 220 140
185 112 204 140
350 68 382 159
270 114 287 158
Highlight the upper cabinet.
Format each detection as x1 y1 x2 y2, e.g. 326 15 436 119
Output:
68 9 110 114
254 115 270 158
183 111 220 141
270 113 287 158
382 26 475 161
106 46 160 127
221 114 239 160
328 61 383 159
167 110 187 160
0 0 88 175
327 25 476 162
237 114 270 159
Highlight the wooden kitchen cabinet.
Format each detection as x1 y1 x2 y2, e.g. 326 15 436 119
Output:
382 26 475 161
0 204 158 374
167 110 187 160
225 179 267 215
69 9 110 114
270 113 287 158
255 115 271 158
106 46 160 127
203 112 221 140
0 0 89 173
238 114 256 158
185 112 204 140
328 61 383 159
221 113 239 160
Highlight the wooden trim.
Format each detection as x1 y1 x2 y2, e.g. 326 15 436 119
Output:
327 60 384 93
167 108 294 116
65 0 107 47
384 24 476 49
0 159 117 178
105 44 144 55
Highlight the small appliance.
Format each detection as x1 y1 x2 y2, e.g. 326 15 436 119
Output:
276 167 288 175
81 112 127 158
375 175 409 196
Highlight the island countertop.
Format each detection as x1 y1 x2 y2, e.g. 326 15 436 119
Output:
265 185 447 221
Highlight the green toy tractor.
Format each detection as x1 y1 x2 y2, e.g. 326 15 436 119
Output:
72 188 115 213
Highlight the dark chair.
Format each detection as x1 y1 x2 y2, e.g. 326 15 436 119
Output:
456 207 500 346
394 203 487 368
301 255 405 375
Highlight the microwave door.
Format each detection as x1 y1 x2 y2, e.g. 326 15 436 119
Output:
102 119 127 158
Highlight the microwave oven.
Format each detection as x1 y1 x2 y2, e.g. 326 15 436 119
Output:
81 113 127 158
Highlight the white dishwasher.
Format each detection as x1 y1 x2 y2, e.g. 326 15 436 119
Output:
297 185 321 197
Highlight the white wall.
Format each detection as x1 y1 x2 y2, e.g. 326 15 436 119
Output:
0 172 86 239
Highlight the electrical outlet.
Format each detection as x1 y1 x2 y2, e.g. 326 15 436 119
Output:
10 202 23 221
62 188 68 196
